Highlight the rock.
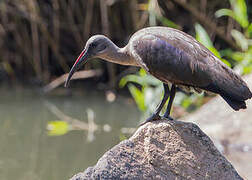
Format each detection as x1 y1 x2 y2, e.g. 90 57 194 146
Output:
70 119 242 180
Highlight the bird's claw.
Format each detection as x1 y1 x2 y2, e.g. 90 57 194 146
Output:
139 114 160 126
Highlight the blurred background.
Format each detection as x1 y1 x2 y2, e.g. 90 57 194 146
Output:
0 0 251 179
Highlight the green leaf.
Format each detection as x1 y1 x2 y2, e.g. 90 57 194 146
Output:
119 74 161 88
246 23 252 38
219 49 233 57
181 97 192 109
119 77 128 88
119 133 127 141
215 9 235 19
231 29 248 51
128 84 146 111
208 47 221 58
157 16 181 29
243 65 252 74
195 23 221 58
119 75 145 88
139 68 147 76
195 23 213 48
220 49 245 62
221 58 231 67
47 121 70 136
231 52 245 62
215 0 249 28
231 0 249 28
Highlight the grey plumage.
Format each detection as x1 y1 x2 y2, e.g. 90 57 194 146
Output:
65 26 252 118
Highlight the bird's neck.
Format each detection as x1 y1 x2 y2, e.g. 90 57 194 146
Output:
100 44 137 66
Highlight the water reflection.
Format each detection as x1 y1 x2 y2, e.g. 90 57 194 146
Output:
0 88 140 179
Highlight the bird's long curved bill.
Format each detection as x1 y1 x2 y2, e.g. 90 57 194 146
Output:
64 49 88 87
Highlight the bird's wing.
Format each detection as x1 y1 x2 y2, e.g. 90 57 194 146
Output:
130 33 214 87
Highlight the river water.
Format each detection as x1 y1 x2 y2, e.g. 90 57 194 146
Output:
0 88 140 179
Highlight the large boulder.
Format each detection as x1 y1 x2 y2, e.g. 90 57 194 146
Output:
70 119 242 180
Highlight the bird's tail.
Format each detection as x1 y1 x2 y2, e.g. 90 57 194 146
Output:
203 58 252 111
220 94 247 111
203 80 252 111
219 78 252 111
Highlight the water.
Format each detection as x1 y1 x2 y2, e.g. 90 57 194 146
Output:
0 88 140 179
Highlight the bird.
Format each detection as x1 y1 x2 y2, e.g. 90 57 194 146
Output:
65 26 252 125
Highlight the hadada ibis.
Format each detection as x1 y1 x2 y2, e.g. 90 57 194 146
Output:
65 26 252 125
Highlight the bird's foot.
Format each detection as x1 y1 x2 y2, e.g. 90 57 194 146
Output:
139 114 160 126
163 114 174 121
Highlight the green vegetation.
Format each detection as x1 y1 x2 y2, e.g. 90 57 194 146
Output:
215 0 252 75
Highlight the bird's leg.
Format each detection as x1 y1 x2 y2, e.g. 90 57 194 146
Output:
140 83 170 126
163 84 176 120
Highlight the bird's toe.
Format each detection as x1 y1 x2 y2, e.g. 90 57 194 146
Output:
139 114 160 126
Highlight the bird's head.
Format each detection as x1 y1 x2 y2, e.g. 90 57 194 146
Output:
64 35 112 87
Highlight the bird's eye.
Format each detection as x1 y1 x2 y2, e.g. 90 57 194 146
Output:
97 44 106 52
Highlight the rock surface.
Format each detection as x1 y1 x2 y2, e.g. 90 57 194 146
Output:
70 120 242 180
